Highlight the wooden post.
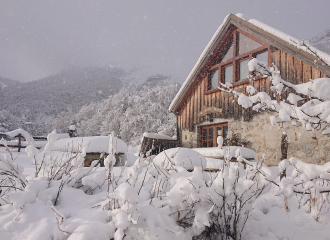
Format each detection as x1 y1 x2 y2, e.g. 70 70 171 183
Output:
281 132 288 160
18 134 22 152
280 132 288 180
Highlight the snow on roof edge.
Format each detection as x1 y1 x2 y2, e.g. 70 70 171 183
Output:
169 13 330 113
248 18 330 66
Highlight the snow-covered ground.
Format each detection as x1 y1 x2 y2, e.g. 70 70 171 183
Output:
1 146 330 240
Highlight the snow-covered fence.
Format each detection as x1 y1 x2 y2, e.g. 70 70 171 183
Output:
0 129 37 152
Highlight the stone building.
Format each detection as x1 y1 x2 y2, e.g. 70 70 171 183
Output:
168 14 330 165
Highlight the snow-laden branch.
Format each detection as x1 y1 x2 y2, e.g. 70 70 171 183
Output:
219 58 330 135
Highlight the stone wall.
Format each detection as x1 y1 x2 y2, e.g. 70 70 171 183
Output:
180 112 330 166
230 112 330 165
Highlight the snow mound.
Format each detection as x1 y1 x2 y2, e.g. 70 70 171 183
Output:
193 146 256 159
126 153 139 167
56 133 70 139
53 136 127 154
153 148 207 171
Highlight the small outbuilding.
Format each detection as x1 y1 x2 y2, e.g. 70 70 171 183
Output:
53 136 128 167
139 132 179 157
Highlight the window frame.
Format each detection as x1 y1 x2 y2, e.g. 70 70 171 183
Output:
206 29 270 94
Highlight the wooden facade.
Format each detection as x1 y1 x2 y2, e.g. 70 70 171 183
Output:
170 14 330 150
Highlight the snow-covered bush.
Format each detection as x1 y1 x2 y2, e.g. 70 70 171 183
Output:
97 147 273 240
0 145 26 205
226 132 252 148
189 150 273 240
277 158 330 222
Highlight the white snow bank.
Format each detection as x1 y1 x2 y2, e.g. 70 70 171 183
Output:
153 147 207 171
2 147 330 240
246 189 330 240
143 132 176 140
206 157 223 169
126 153 139 167
56 133 70 140
53 136 127 154
193 146 256 159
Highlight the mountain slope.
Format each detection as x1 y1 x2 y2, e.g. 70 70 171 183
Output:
0 66 125 117
0 77 19 90
310 28 330 55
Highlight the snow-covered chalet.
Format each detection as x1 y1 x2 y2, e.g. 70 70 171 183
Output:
169 13 330 165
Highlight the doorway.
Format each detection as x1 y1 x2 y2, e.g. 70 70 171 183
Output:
201 123 228 147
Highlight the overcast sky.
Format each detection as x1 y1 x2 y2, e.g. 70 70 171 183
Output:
1 0 329 82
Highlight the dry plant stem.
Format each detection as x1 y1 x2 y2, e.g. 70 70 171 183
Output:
4 148 12 160
73 159 102 187
54 180 65 206
0 185 24 191
138 159 150 195
156 178 162 198
51 205 71 235
0 148 26 189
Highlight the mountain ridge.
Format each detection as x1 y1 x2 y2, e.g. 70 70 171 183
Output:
0 66 181 120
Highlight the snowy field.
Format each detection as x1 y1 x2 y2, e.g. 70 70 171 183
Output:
0 145 330 240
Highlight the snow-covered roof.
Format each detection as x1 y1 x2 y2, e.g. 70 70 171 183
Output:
169 13 330 113
53 136 127 154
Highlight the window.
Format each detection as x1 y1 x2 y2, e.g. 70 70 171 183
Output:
237 32 262 55
255 51 268 64
201 123 228 147
207 29 269 91
216 37 234 64
209 69 219 90
239 59 249 81
224 65 233 84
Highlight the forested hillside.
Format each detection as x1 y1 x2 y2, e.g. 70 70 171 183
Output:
55 83 179 146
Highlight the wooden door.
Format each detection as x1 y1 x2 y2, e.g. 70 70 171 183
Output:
201 123 228 147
